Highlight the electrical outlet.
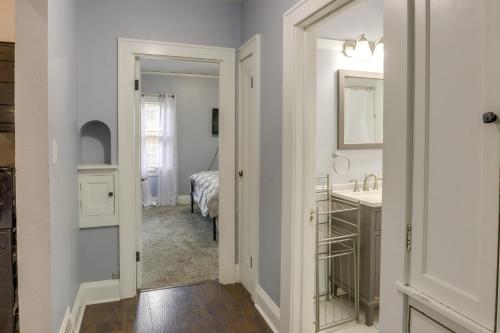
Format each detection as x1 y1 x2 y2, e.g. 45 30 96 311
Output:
112 272 120 280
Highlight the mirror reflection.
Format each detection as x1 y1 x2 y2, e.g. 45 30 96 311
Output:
338 70 383 149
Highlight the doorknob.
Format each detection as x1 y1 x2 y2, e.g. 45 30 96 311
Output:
483 112 497 123
238 170 244 177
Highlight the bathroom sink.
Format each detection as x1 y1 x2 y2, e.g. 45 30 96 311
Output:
332 189 382 207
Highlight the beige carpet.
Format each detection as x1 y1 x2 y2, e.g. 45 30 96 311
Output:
140 204 218 290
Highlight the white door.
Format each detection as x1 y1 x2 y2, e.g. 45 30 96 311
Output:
410 0 500 330
238 36 260 298
134 57 143 289
81 175 115 216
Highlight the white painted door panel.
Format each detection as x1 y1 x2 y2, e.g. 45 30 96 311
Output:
411 0 500 330
239 49 258 296
81 175 115 216
409 308 452 333
135 58 143 288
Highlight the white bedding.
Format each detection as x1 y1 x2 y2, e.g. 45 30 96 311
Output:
190 171 219 218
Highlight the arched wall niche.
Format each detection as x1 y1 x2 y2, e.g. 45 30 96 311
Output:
80 120 112 165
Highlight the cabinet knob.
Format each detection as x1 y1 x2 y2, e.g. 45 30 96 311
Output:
483 112 497 123
108 192 114 197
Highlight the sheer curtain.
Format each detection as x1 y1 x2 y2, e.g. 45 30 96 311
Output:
140 96 153 207
157 94 178 206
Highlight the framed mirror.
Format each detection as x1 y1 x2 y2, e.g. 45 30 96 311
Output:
338 70 383 149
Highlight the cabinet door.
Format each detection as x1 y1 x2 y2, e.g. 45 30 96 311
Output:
81 175 115 216
409 308 452 333
410 0 500 329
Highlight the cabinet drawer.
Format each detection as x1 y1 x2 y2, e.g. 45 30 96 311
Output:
409 308 453 333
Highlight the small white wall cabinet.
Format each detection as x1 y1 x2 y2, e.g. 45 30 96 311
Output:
78 165 119 228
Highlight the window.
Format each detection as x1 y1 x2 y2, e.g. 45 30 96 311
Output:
144 101 161 170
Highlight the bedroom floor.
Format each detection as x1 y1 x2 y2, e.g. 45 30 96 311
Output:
140 204 218 290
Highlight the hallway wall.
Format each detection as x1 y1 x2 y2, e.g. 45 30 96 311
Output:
241 0 297 306
48 0 80 329
77 0 242 283
0 0 15 42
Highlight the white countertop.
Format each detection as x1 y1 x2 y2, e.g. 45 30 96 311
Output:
332 190 382 208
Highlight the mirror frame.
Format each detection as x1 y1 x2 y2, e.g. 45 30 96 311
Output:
338 69 384 150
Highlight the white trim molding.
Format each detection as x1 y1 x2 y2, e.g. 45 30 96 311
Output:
71 280 120 333
118 38 237 298
255 285 280 333
141 71 219 79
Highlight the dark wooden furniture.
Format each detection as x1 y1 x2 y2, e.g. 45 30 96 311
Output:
0 42 14 133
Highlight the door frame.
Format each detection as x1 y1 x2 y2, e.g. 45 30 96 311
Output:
238 34 261 300
280 0 412 332
118 38 237 298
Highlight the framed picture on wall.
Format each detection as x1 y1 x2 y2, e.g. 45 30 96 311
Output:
212 108 219 137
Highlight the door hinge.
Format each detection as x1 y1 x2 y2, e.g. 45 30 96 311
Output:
136 251 140 262
406 224 412 251
250 256 253 268
134 79 139 91
251 76 254 89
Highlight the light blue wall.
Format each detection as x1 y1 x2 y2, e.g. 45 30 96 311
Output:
77 0 241 282
77 0 242 164
141 74 220 195
241 0 298 305
48 0 80 328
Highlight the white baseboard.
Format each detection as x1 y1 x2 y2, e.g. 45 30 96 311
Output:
71 280 120 333
255 284 280 333
58 307 73 333
235 264 240 283
177 194 191 205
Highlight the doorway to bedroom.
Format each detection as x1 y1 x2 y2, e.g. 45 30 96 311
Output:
137 57 221 290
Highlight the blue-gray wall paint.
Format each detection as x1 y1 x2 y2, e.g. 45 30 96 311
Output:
241 0 297 306
77 0 242 164
77 0 241 283
79 227 120 282
141 74 219 195
48 0 80 328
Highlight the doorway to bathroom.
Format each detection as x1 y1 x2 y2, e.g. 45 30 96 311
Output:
310 1 383 331
282 0 500 333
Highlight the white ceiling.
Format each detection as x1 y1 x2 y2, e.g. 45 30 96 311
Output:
140 58 219 76
311 0 383 41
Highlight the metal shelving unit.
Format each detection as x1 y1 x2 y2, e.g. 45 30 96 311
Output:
314 175 360 332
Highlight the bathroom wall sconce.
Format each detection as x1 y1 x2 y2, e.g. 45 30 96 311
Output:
343 34 384 60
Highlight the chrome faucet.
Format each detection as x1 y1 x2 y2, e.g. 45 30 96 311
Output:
363 173 379 191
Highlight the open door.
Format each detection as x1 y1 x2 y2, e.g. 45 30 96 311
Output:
238 35 260 299
134 57 143 289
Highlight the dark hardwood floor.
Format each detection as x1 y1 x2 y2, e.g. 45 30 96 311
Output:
80 282 272 333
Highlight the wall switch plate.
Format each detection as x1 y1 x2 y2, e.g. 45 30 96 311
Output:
52 140 58 165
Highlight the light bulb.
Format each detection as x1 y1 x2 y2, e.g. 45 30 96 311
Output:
354 34 372 60
373 37 384 61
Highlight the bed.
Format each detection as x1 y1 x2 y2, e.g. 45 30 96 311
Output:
190 171 219 241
